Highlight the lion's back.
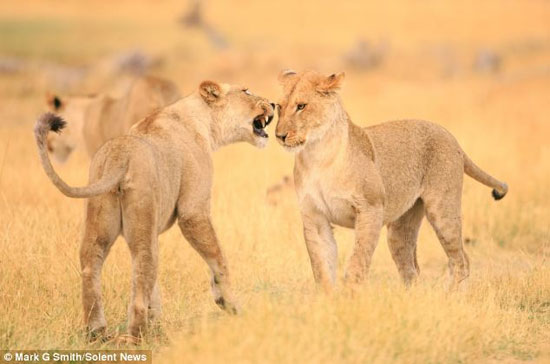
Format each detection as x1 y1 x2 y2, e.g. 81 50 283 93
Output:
365 119 463 220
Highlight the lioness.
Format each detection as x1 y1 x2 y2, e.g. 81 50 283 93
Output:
275 70 508 290
45 75 181 162
35 81 274 341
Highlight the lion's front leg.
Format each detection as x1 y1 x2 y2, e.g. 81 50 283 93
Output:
178 214 239 314
344 200 383 286
301 203 338 292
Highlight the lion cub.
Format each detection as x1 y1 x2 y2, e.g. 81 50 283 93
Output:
35 81 274 342
275 70 507 290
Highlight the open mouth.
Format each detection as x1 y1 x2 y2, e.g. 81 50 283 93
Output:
253 114 272 138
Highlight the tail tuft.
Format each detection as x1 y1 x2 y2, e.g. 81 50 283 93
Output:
492 184 508 201
49 116 66 133
43 112 66 133
35 112 66 138
464 153 508 202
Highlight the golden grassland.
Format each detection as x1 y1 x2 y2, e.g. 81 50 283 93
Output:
0 1 549 363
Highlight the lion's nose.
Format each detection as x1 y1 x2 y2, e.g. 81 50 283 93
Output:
270 102 276 110
276 133 288 142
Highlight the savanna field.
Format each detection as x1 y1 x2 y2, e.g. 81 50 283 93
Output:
0 1 549 363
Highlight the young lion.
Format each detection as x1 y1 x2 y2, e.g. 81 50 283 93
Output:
275 70 507 291
45 75 181 162
35 81 274 342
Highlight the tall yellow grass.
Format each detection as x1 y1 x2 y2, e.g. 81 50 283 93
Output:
0 1 549 363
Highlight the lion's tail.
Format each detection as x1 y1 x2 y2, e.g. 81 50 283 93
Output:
463 153 508 200
34 112 126 199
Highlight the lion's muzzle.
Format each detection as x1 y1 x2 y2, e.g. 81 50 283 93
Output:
252 102 275 138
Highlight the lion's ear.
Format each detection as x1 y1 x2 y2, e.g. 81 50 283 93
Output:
199 81 222 103
317 72 345 95
46 92 64 111
278 69 297 85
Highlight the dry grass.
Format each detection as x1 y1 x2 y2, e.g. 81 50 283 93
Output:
0 1 549 363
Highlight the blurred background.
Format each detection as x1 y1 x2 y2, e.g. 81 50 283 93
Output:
2 1 549 101
0 1 549 361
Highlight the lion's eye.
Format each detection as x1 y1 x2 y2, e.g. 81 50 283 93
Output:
296 103 306 111
243 89 251 95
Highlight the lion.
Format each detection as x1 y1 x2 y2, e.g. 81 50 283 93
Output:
45 75 181 162
34 81 275 342
275 70 508 291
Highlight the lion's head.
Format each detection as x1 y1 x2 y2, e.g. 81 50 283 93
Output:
199 81 275 149
274 70 346 151
45 93 92 163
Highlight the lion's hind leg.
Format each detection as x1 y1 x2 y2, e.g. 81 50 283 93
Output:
147 281 162 322
422 176 469 289
80 193 121 341
121 189 159 340
387 199 424 286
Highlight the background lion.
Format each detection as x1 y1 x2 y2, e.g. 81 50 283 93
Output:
45 75 180 162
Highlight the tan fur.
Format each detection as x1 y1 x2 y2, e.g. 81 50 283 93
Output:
45 75 181 162
275 70 508 291
35 81 274 341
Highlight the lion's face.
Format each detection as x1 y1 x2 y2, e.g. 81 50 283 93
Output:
45 94 89 163
275 70 345 152
46 132 75 163
199 81 275 149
